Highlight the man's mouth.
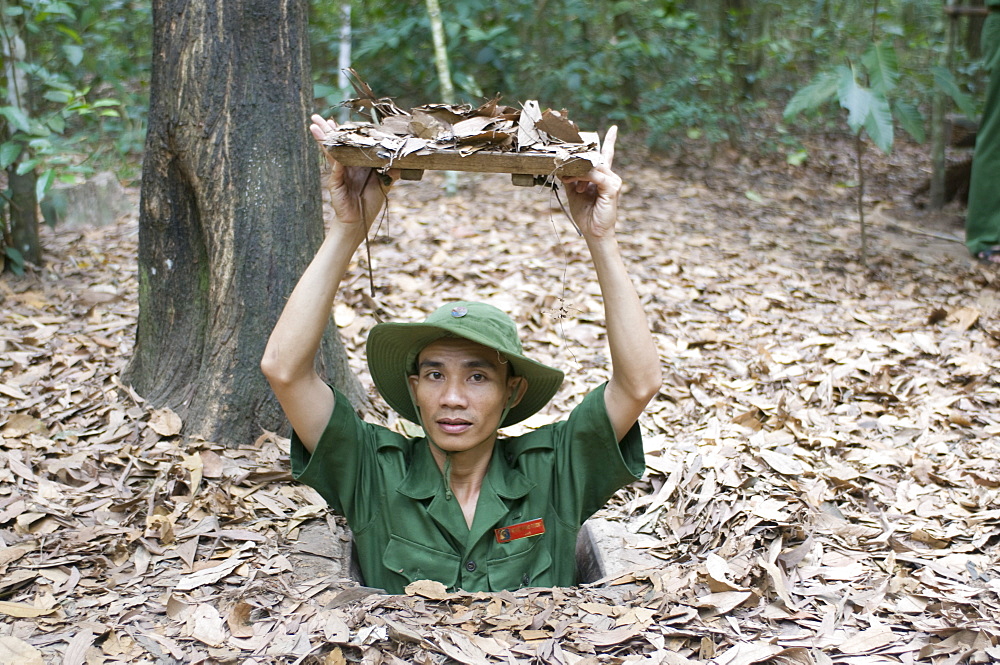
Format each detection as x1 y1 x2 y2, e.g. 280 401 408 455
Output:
436 418 472 434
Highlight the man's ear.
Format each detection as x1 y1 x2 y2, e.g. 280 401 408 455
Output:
408 374 418 392
507 377 528 407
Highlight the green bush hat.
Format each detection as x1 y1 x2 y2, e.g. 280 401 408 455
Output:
367 301 564 428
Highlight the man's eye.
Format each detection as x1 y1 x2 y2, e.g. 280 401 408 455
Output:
470 373 486 382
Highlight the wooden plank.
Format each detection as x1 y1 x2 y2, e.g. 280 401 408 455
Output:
944 5 989 17
325 144 594 177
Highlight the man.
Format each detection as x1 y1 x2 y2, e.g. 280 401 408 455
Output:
261 115 660 593
966 0 1000 263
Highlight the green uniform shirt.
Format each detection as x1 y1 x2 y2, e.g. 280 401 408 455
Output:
290 383 644 594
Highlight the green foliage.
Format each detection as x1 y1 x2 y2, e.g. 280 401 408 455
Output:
931 65 978 119
1 0 150 268
2 243 25 274
310 0 745 147
862 39 901 94
783 42 917 154
781 30 922 264
841 63 895 152
893 99 925 144
0 0 982 208
783 71 841 120
308 0 977 153
1 0 150 180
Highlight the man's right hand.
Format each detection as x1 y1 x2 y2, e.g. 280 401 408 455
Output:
310 114 396 230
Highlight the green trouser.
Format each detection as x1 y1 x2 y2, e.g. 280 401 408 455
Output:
966 11 1000 257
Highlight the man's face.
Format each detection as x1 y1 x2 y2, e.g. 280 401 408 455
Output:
408 337 525 455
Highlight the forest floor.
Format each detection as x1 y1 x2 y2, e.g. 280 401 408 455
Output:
1 132 999 665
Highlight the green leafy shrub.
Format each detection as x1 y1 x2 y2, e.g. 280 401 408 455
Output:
2 0 150 271
309 1 755 147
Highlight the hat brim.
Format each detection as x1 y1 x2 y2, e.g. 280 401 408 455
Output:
367 322 564 427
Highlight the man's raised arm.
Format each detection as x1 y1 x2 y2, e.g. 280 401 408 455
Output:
559 126 661 441
260 115 395 452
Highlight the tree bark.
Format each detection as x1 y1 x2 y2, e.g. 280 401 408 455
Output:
425 0 455 105
7 163 39 266
930 3 958 210
337 1 352 123
2 17 40 269
127 0 367 446
425 0 457 193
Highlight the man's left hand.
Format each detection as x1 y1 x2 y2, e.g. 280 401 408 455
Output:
559 125 622 240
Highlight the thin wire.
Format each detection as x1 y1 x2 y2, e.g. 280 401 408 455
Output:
356 169 392 297
546 184 580 367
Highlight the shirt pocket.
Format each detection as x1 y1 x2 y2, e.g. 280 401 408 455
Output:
382 534 461 589
486 536 552 591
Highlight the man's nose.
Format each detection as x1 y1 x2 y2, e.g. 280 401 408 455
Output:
440 378 468 407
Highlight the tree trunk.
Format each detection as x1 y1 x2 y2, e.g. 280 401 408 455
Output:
425 0 455 105
7 163 39 266
425 0 457 193
717 0 753 147
126 0 367 446
930 4 958 210
337 0 353 123
2 19 40 269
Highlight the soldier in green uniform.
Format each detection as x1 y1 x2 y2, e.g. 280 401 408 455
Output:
261 115 661 594
966 0 1000 263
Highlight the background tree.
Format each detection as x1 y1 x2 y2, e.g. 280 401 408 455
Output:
1 0 135 274
2 2 40 272
783 39 926 262
306 0 979 160
125 0 366 446
424 0 458 193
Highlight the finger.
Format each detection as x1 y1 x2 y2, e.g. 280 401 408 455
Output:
311 113 336 130
309 114 338 140
564 169 610 191
601 125 618 168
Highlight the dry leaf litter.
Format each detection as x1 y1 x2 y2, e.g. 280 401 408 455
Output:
319 73 600 178
1 136 999 664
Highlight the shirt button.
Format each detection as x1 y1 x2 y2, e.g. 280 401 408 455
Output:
465 560 477 572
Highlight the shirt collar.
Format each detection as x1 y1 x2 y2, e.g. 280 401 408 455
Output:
397 438 535 501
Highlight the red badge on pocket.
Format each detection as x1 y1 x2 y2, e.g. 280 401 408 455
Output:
495 518 545 543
